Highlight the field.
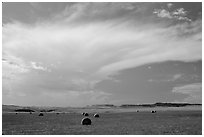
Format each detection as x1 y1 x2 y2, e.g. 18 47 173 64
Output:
2 107 202 135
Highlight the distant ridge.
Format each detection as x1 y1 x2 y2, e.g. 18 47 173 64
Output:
120 102 202 108
90 102 201 108
2 102 202 112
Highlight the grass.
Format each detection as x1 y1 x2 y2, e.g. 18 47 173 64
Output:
2 110 202 135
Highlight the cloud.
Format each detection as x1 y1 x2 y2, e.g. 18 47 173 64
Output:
172 8 187 16
54 3 140 24
2 53 30 80
167 3 173 9
153 9 172 18
153 7 192 22
148 74 183 83
172 74 182 81
172 83 202 103
30 61 50 71
2 3 202 106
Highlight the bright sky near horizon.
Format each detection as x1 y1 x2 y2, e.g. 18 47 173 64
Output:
2 2 202 107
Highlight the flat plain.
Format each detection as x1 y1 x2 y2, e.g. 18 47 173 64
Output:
2 107 202 135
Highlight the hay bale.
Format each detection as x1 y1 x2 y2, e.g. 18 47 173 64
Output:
39 113 44 116
84 113 89 116
82 112 85 115
94 113 99 118
81 117 91 125
151 110 156 113
56 112 59 115
136 110 139 112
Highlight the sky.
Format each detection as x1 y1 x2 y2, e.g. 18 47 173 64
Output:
2 2 202 107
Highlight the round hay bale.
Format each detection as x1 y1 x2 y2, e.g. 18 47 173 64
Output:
39 113 44 116
84 113 89 116
15 113 18 115
94 113 99 118
136 110 139 112
81 117 91 125
151 110 156 113
56 112 59 115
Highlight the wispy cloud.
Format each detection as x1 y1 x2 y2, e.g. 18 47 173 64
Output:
172 83 202 103
148 74 183 83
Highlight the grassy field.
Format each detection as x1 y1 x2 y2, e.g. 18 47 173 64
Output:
2 109 202 135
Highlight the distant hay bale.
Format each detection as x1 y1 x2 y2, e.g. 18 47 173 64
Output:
94 113 99 118
56 112 59 115
81 117 92 125
151 110 156 113
15 113 18 115
39 113 44 116
84 113 89 116
136 110 139 112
